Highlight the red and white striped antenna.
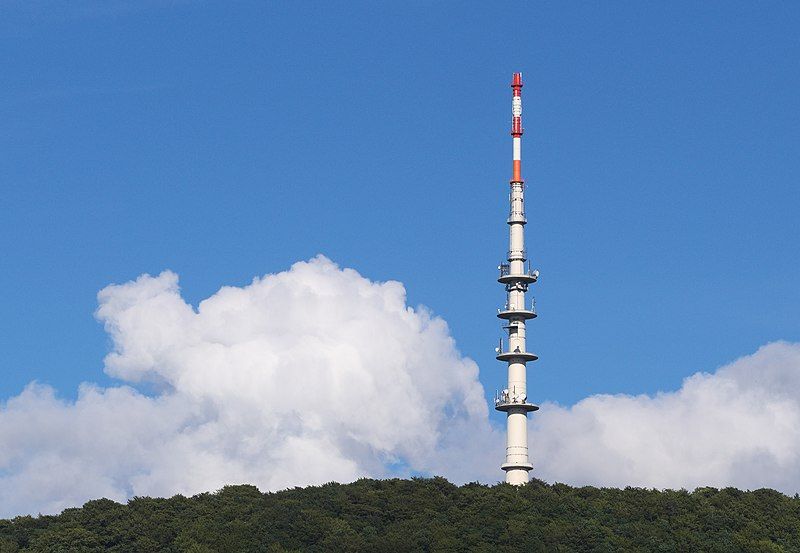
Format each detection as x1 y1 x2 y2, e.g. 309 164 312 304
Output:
511 72 524 183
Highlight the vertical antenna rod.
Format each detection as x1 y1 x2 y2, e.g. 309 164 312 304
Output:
511 72 523 182
495 72 539 485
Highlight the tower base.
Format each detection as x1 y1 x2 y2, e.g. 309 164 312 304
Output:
504 468 530 485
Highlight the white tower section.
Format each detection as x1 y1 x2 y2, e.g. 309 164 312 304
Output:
494 72 539 485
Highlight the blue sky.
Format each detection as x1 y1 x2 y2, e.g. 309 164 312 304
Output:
2 0 798 416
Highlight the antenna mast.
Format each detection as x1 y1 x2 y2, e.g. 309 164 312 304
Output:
494 72 539 485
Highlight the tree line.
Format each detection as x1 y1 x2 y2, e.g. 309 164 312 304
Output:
1 477 798 552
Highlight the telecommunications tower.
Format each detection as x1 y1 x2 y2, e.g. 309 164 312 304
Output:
494 72 539 485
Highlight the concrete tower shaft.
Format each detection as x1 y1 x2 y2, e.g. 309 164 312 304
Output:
495 72 538 486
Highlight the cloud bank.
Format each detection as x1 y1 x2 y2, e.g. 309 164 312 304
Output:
0 257 498 517
0 256 798 517
532 340 800 493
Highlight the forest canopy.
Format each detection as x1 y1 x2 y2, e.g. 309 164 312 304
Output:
1 477 798 552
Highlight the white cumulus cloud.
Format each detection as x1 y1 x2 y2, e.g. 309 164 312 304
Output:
1 256 798 518
531 341 800 493
0 256 498 517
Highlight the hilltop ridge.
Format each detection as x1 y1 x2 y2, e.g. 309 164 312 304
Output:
1 477 799 552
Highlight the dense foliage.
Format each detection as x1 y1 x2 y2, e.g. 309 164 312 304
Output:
1 477 799 552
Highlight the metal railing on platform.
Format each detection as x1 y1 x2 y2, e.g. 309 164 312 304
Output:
498 261 539 282
494 386 527 407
